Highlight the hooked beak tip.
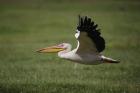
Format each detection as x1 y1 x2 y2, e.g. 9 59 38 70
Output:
36 49 44 53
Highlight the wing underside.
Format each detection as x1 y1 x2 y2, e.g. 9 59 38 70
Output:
76 16 105 54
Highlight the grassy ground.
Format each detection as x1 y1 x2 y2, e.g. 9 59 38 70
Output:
0 0 140 93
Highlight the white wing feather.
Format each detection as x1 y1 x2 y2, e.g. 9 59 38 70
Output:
75 31 98 54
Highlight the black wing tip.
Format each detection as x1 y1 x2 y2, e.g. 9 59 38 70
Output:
77 15 99 32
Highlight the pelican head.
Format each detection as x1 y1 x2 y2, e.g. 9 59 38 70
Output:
37 43 72 53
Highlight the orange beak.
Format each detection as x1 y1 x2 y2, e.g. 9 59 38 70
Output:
37 45 65 53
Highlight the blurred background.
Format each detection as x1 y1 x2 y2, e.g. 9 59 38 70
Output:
0 0 140 93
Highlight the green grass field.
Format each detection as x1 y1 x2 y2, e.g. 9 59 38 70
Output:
0 0 140 93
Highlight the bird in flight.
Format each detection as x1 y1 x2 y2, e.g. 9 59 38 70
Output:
37 16 119 65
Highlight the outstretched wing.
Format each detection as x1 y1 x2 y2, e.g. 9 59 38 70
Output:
75 16 105 54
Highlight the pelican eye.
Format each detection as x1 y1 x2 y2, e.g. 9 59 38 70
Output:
58 44 64 47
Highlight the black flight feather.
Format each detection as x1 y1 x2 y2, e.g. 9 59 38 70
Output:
77 15 105 52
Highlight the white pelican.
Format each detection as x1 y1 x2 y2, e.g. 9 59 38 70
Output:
37 16 119 65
